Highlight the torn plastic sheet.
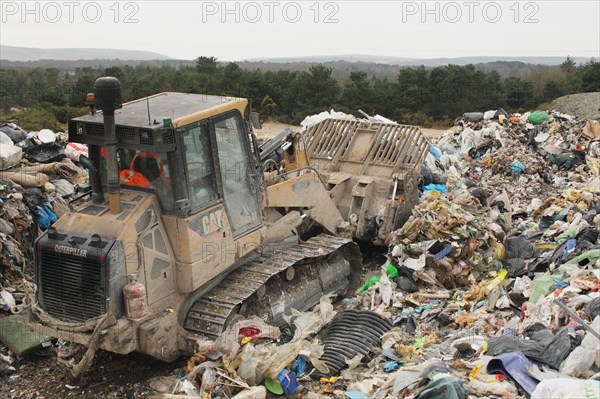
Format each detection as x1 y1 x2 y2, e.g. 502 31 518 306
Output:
237 340 326 386
214 316 281 356
284 294 336 342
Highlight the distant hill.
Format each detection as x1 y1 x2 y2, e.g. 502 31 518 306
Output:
0 59 194 70
246 54 591 66
244 54 418 64
237 60 570 80
0 45 172 62
1 47 595 81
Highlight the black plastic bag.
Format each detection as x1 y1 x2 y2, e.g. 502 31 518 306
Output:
0 124 27 144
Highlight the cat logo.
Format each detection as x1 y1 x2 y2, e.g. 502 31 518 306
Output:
200 208 224 236
54 245 87 257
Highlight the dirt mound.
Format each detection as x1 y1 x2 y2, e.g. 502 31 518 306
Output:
550 92 600 120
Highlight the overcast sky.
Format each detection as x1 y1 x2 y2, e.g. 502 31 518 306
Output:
1 0 599 61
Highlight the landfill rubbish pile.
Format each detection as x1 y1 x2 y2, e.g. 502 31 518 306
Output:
0 122 92 397
0 121 87 314
146 108 599 399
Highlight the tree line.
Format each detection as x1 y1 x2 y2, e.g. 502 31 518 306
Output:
0 56 598 130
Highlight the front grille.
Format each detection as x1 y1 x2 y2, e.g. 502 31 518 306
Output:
86 123 105 136
67 119 175 151
40 250 106 322
163 130 175 145
117 126 136 142
139 129 154 145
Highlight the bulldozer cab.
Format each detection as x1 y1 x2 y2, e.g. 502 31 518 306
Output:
70 92 263 235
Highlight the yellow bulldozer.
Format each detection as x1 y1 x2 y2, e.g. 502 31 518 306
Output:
23 77 427 376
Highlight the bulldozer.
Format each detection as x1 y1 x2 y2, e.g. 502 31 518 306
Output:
23 77 426 376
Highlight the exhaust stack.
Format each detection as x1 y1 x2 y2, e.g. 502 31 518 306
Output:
94 77 123 214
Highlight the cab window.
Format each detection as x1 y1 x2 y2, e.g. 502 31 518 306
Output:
117 149 175 211
183 125 218 210
213 113 261 235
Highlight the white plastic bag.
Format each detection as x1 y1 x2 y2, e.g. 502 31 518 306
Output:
65 142 89 161
560 346 596 377
531 378 600 399
0 143 22 170
231 386 266 399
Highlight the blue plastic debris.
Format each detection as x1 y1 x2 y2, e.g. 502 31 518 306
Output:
37 205 57 230
291 356 307 377
563 239 577 255
433 244 452 261
344 391 368 399
429 144 442 161
384 360 399 372
423 184 446 193
277 369 298 395
511 161 526 175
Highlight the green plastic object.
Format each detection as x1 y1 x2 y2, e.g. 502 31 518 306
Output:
528 110 549 125
358 276 380 295
557 229 577 244
358 264 399 295
264 377 284 395
0 315 52 357
563 249 600 266
386 264 399 280
529 276 557 304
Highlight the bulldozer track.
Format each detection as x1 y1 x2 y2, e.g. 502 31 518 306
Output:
184 234 361 340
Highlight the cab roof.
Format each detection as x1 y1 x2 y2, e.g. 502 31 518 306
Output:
72 92 248 129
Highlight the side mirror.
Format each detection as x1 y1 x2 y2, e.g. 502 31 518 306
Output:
250 112 262 130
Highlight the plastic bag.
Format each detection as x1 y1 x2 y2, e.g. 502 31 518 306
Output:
531 378 600 399
467 379 518 398
0 142 23 171
529 276 557 304
237 344 261 385
463 112 484 122
423 184 446 193
37 205 57 230
560 346 596 377
460 128 478 153
231 386 266 399
528 111 549 126
65 142 89 161
415 376 468 399
214 316 281 356
585 299 600 320
511 161 526 175
505 236 536 260
53 179 75 197
0 124 27 143
429 144 442 161
284 295 335 342
0 131 13 145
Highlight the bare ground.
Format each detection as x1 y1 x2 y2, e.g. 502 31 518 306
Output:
255 122 298 143
550 92 600 120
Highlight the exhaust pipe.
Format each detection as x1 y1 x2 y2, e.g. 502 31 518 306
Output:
94 77 123 214
79 152 103 203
